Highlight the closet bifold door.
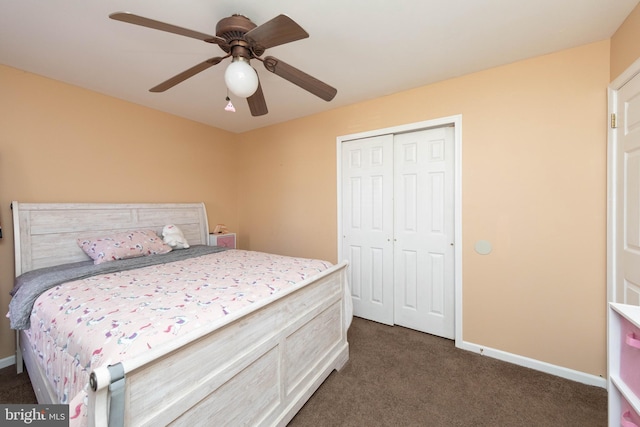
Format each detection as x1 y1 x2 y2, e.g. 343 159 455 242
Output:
393 127 455 339
341 126 455 339
341 134 395 325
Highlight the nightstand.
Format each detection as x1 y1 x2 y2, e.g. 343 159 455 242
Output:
208 233 236 249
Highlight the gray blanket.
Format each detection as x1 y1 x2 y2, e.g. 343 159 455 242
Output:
9 245 228 330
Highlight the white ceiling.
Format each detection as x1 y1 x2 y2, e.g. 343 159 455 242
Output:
1 0 637 133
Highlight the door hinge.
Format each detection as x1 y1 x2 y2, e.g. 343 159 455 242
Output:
611 113 617 129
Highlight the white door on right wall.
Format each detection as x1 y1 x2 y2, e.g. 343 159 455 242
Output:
614 71 640 305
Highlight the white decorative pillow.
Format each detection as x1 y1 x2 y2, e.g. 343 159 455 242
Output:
162 224 190 249
77 229 172 265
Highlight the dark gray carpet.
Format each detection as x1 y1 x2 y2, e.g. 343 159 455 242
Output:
0 317 607 426
289 317 607 426
0 365 37 404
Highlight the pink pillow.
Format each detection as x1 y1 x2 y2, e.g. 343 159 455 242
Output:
77 229 172 265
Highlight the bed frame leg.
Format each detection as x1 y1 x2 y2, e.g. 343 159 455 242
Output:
16 331 23 374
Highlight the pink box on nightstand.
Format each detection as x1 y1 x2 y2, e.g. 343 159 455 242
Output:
208 233 236 249
621 317 640 398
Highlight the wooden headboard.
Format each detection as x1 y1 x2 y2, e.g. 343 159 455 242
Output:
12 202 209 276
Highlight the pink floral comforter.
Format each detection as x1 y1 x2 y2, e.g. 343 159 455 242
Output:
24 249 332 426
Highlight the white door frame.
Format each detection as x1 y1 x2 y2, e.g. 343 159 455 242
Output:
608 58 640 303
336 114 463 344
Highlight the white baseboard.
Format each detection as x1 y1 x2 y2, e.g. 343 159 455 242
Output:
0 355 16 370
457 340 607 388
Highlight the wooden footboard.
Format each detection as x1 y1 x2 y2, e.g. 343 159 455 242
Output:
87 262 350 427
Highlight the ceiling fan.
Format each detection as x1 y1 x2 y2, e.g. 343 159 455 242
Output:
109 12 337 117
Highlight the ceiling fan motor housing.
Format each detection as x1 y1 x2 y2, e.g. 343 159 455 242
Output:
216 14 263 57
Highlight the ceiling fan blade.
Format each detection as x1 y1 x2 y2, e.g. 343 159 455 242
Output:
263 56 337 101
244 15 308 50
247 82 268 116
149 56 227 92
109 12 225 45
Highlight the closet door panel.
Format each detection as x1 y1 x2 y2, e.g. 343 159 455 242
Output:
342 135 395 325
394 127 455 338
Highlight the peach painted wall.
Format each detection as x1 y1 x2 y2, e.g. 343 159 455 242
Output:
0 37 617 377
611 2 640 81
237 41 610 377
0 65 239 360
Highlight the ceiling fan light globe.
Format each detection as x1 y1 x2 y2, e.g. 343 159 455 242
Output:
225 60 259 98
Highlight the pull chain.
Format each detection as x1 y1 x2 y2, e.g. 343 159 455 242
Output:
225 89 236 112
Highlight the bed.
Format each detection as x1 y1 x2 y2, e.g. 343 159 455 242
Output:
9 202 351 427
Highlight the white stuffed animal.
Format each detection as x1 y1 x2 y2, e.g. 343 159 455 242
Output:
162 224 190 249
